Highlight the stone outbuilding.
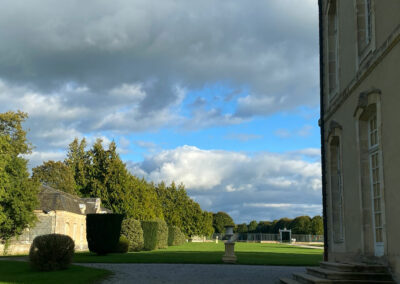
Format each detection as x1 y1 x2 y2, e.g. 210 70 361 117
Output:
1 185 110 255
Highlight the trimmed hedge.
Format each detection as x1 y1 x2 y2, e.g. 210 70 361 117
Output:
29 234 74 271
115 235 129 253
168 226 186 246
141 219 168 250
121 218 144 252
86 213 123 255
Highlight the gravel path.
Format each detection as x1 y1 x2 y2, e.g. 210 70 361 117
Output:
79 263 305 284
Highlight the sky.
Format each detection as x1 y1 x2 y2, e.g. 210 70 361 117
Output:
0 0 321 224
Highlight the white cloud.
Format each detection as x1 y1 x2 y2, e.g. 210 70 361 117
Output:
130 145 322 223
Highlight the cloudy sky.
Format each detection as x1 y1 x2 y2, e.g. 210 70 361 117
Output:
0 0 321 223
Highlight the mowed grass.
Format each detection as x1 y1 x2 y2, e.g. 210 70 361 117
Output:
74 242 323 266
0 261 111 284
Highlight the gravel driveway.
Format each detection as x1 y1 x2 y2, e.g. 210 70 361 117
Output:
79 263 305 284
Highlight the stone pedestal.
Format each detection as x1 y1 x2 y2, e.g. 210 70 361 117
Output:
222 242 237 263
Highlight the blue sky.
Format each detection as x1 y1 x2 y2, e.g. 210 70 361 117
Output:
0 0 321 223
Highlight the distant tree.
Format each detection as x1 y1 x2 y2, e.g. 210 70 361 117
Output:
0 111 39 242
311 215 324 235
32 161 77 195
290 216 312 234
256 221 272 233
272 218 293 233
236 223 248 233
212 212 234 234
247 220 258 233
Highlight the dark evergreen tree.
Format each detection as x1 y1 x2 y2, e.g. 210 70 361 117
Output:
32 161 77 195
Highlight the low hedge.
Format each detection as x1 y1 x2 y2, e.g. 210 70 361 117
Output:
29 234 74 271
168 226 186 246
121 218 144 252
141 219 168 250
86 213 123 255
115 235 129 253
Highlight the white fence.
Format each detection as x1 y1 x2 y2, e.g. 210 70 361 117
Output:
212 233 323 242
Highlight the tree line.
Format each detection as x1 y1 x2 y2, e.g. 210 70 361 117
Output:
235 216 323 235
32 137 214 237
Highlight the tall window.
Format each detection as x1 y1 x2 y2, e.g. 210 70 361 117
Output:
368 115 383 244
328 1 339 97
330 136 344 242
357 0 373 57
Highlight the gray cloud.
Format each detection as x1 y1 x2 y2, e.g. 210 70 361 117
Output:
0 0 318 121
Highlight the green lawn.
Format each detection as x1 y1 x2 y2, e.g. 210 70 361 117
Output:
74 242 323 266
0 261 111 284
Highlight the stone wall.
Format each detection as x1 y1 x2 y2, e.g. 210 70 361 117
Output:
0 210 88 255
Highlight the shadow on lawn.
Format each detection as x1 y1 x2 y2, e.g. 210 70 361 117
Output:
74 250 322 266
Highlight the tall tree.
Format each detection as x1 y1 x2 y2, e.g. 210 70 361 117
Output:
247 220 258 233
32 161 77 195
311 215 324 235
212 211 234 233
290 216 312 234
0 111 39 242
65 138 89 195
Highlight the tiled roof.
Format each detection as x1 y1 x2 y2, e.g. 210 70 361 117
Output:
37 185 111 215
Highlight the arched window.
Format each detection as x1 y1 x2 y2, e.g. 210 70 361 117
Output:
355 90 385 257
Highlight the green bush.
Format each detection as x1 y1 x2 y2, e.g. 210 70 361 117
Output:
29 234 74 271
121 218 144 252
86 213 123 255
168 226 186 246
141 219 168 250
115 235 129 253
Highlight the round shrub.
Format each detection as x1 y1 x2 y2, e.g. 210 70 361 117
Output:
29 234 74 271
121 218 144 252
115 235 129 253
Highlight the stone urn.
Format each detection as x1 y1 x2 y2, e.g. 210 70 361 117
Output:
222 225 237 263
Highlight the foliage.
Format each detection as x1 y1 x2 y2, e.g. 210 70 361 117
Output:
168 226 186 246
65 138 164 220
239 216 324 235
29 234 74 271
115 235 129 253
311 215 324 235
32 161 77 195
256 221 273 233
141 219 168 250
121 218 144 252
65 138 89 195
0 111 39 242
236 223 248 233
212 212 234 233
247 220 258 232
155 182 213 237
290 216 312 234
86 213 123 255
272 218 293 233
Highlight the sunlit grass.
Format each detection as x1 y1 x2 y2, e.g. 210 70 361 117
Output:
74 242 323 266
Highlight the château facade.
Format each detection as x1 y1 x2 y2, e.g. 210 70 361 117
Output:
320 0 400 280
